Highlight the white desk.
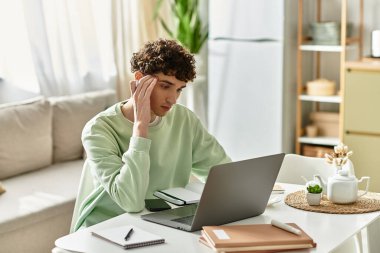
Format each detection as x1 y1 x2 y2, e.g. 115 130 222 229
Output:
55 184 380 253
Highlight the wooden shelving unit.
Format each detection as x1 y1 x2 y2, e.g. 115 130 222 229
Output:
295 0 364 156
299 95 342 103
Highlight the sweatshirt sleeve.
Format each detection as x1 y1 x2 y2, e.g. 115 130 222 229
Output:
82 119 150 213
191 119 232 182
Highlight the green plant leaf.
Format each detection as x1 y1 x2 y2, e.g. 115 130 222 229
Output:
154 0 208 54
307 184 323 194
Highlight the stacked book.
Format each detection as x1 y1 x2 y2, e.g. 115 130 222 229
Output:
200 224 316 252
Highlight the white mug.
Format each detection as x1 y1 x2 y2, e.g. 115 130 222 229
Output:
372 30 380 57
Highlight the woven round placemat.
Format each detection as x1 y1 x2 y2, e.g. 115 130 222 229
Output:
285 190 380 214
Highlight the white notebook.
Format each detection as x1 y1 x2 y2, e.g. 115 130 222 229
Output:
91 225 164 249
153 182 204 205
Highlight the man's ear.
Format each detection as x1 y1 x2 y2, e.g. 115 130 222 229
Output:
134 71 143 80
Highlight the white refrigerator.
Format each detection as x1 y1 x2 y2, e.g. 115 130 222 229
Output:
208 0 296 161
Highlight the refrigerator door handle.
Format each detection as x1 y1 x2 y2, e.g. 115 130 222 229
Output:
213 37 280 43
346 130 380 137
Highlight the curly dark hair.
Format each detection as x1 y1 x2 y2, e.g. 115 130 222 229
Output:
130 39 196 82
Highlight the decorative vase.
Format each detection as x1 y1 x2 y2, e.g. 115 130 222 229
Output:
333 159 356 176
306 192 321 206
334 165 342 172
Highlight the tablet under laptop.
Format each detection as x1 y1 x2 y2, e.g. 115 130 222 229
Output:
141 153 285 232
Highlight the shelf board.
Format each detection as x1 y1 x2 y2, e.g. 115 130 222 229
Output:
299 95 342 103
298 136 340 146
300 44 355 52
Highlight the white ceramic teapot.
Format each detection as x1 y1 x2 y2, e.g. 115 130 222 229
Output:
314 170 370 204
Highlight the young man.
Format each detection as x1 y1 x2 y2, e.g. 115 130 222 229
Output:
70 39 231 232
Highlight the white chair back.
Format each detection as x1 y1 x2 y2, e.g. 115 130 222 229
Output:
276 154 335 185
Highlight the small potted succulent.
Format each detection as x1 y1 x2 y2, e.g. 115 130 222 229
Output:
306 181 323 206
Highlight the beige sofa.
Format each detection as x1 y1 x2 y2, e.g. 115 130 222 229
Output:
0 89 116 253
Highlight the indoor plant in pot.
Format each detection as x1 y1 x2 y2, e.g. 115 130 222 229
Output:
306 181 323 206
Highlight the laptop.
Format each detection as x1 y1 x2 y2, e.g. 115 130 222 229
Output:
141 153 285 232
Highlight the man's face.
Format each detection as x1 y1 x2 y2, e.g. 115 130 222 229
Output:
150 72 187 117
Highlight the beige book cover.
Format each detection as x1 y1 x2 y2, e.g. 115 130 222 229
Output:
199 236 289 253
202 224 316 251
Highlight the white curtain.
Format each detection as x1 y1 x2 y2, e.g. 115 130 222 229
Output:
0 0 40 93
22 0 116 96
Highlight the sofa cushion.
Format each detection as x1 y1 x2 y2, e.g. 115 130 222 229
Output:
0 97 53 179
0 159 84 234
49 89 116 163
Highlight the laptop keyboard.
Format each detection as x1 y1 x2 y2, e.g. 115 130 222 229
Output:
172 215 195 225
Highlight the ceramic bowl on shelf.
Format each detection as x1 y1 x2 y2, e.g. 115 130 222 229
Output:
305 125 318 137
310 21 340 45
306 78 336 96
310 21 352 45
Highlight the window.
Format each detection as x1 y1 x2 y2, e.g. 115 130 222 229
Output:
0 0 39 93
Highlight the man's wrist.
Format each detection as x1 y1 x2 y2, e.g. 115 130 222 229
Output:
128 136 151 151
133 122 148 138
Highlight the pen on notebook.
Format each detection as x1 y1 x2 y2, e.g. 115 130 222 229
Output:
271 219 301 235
124 228 134 241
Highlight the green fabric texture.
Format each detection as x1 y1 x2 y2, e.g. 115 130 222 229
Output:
70 102 231 232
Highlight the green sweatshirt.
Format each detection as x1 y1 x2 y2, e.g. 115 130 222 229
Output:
70 102 231 232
